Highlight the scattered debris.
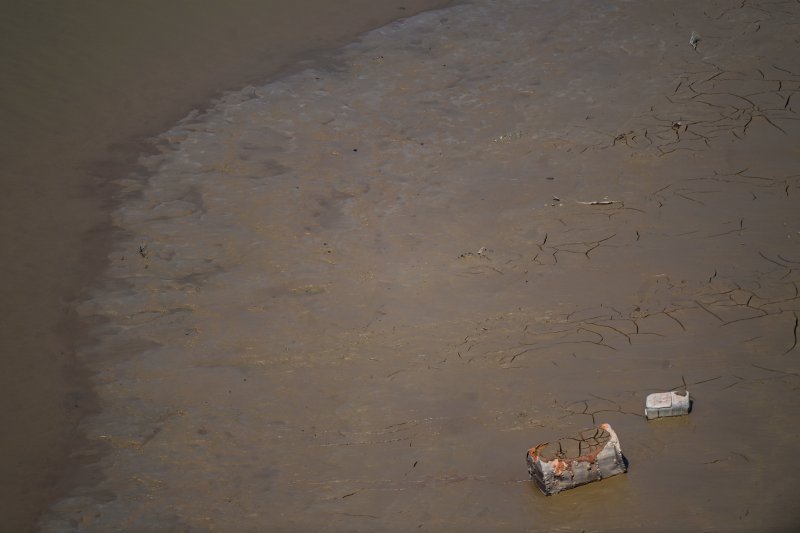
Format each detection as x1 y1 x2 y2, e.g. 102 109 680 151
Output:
492 131 525 143
576 200 616 205
459 247 491 260
645 390 691 420
613 131 635 146
689 31 701 50
526 423 627 495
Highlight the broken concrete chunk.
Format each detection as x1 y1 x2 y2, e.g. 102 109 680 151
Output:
645 390 690 420
526 423 627 496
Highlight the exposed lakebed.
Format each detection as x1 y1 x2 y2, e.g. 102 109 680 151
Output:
44 1 800 530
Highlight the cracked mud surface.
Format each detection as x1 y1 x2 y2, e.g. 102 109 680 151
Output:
43 0 800 530
533 427 613 462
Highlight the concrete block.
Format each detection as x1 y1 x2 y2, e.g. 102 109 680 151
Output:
645 390 690 420
526 423 627 495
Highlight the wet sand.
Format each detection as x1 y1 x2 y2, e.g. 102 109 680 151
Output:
24 0 800 530
0 1 451 530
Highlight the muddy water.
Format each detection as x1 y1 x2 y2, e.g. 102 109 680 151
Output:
36 0 800 530
0 1 451 530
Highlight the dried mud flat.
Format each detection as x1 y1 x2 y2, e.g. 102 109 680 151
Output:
43 1 800 530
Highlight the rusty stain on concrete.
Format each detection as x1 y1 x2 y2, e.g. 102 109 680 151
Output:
527 423 627 495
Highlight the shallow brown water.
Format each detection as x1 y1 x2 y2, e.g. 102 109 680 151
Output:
0 1 451 529
32 0 800 530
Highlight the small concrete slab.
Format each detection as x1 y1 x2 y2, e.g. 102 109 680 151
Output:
645 390 691 420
